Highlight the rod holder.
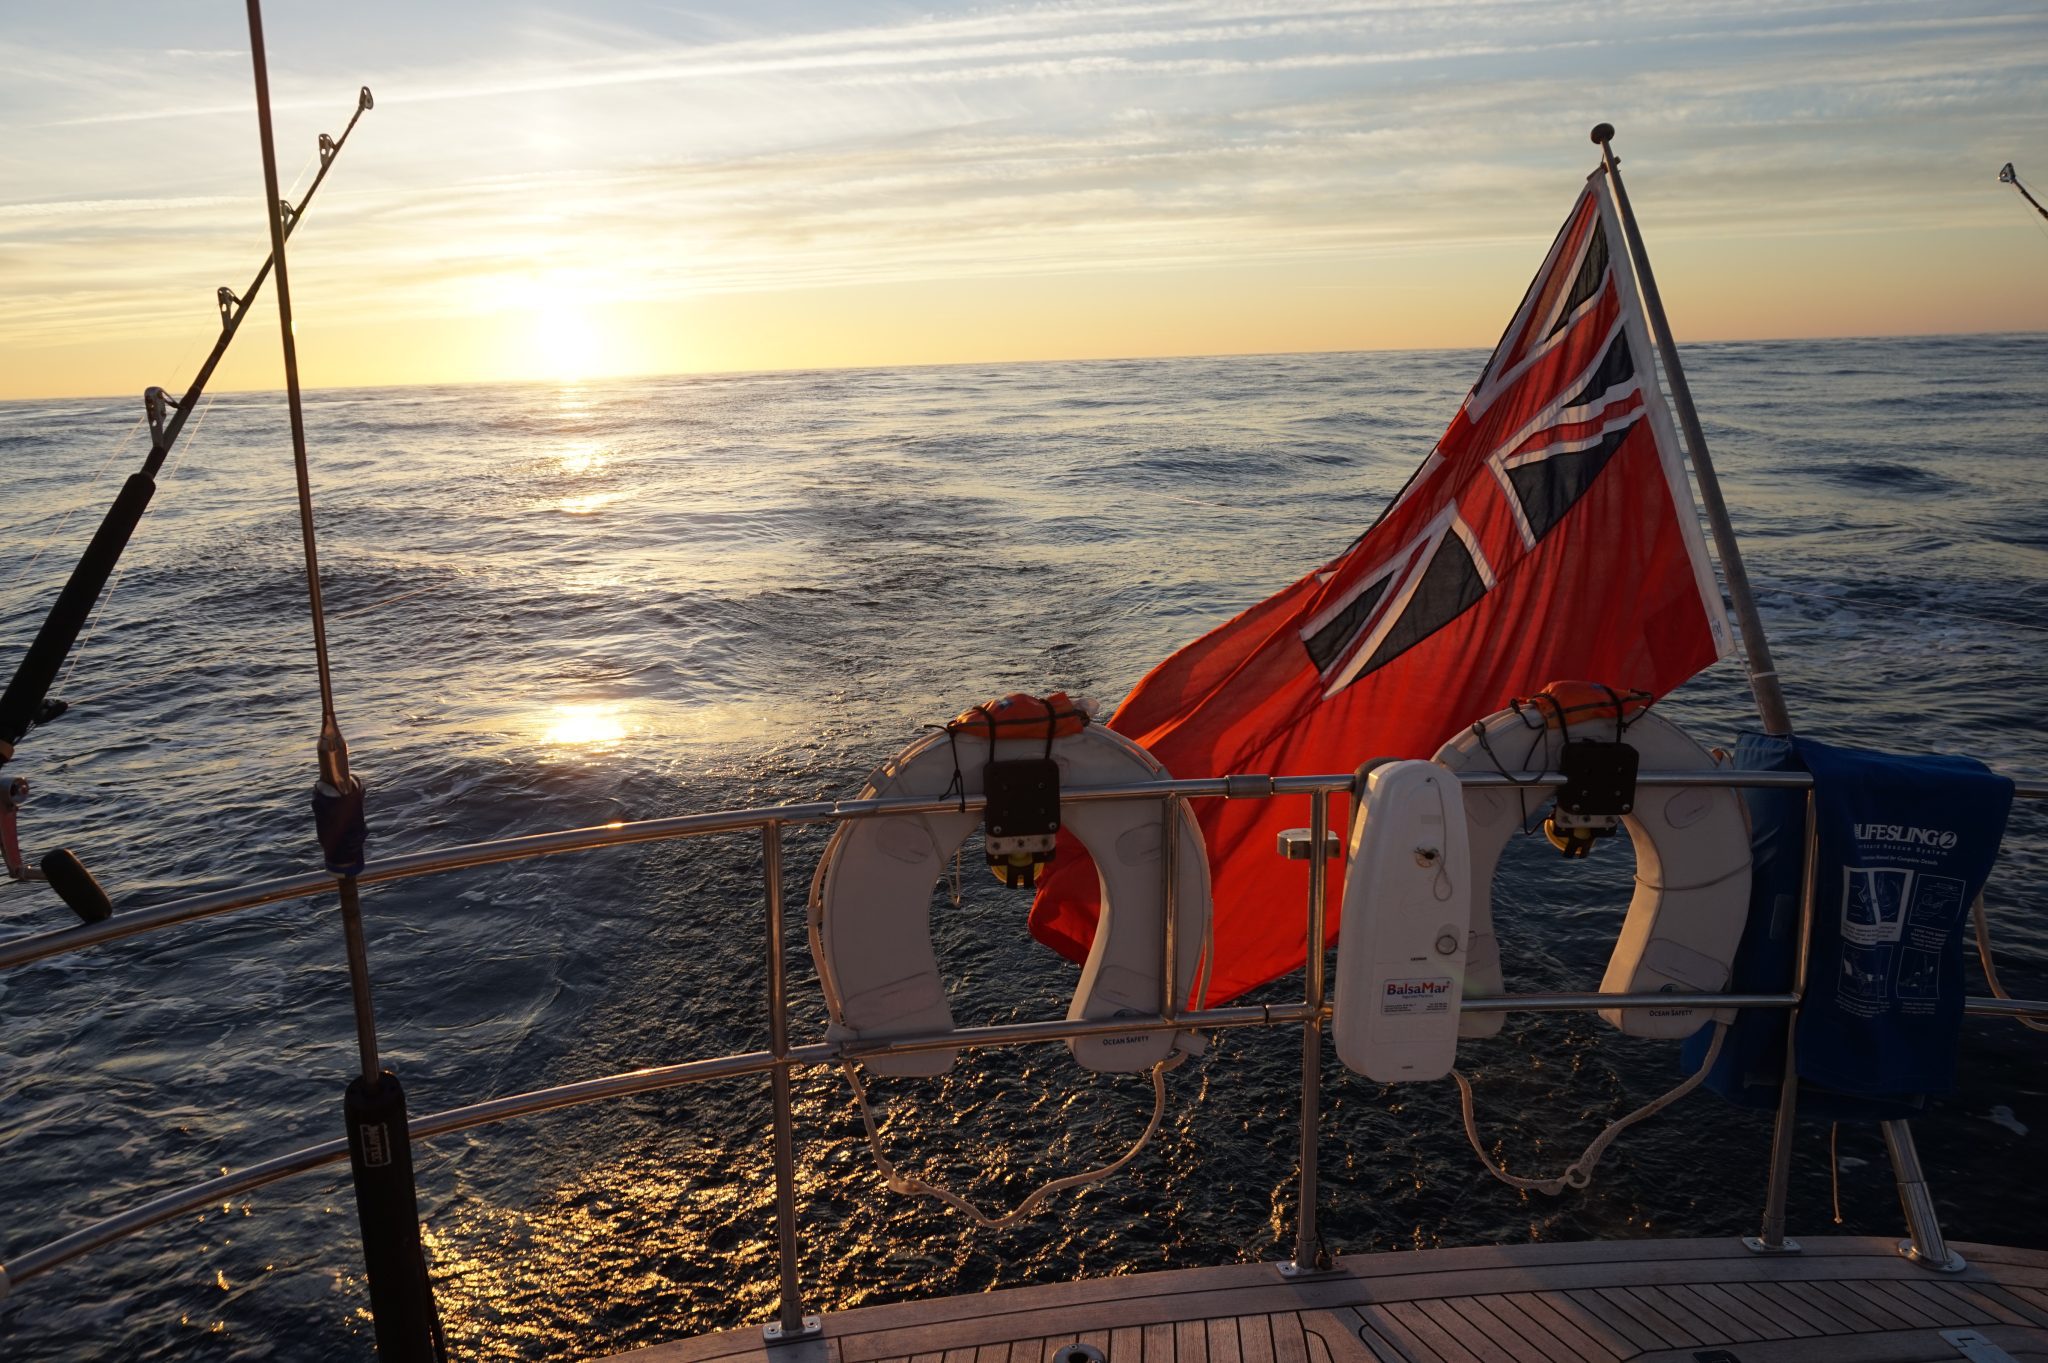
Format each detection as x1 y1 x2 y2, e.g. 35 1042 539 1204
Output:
344 1069 446 1359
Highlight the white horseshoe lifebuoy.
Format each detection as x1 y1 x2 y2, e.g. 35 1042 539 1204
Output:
1432 694 1751 1040
809 723 1211 1076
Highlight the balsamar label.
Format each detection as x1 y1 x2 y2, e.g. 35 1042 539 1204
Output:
1381 977 1454 1015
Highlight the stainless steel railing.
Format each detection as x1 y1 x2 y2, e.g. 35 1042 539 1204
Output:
2 766 2045 1337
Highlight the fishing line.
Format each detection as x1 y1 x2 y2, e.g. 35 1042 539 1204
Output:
5 412 146 591
55 563 131 705
284 142 320 201
158 388 216 483
62 577 453 712
55 391 218 699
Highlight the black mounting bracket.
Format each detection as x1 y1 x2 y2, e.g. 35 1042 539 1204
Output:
1554 739 1639 825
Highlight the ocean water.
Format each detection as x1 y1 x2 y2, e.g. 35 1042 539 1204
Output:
0 335 2044 1361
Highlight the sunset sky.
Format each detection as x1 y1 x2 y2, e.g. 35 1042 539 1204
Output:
3 0 2045 399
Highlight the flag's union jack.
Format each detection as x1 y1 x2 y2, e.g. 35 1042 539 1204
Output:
1301 188 1700 698
1030 175 1731 1005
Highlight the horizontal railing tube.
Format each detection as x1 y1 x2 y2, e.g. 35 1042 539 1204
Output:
1964 996 2048 1020
5 769 2045 975
2 1047 792 1287
1460 991 1798 1013
9 977 2046 1290
4 1137 350 1286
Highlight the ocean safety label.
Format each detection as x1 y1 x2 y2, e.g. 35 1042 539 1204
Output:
359 1120 392 1168
1381 976 1454 1015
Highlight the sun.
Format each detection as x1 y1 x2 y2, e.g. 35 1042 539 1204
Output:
532 297 604 380
523 272 616 381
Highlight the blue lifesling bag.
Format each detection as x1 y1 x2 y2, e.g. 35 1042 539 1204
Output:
1686 735 2012 1119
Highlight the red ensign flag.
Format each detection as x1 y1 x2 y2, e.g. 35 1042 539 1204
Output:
1029 176 1732 1003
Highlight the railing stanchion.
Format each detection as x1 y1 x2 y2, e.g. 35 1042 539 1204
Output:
1282 788 1333 1277
1749 791 1817 1255
1161 795 1180 1020
761 820 821 1342
1883 1120 1966 1271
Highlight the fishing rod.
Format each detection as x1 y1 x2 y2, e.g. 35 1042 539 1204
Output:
2001 163 2048 224
245 11 443 1354
0 85 371 908
0 83 374 770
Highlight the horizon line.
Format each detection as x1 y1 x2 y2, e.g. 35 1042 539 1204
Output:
4 324 2044 409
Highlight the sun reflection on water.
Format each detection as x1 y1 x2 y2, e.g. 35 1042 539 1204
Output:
557 491 622 515
555 441 610 476
539 702 629 748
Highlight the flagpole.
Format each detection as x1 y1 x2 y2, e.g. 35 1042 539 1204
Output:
1591 124 1793 737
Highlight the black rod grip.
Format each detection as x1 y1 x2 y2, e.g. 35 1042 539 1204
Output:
40 848 112 923
0 471 156 749
344 1071 446 1362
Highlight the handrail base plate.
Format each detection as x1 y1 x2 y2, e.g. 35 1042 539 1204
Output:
1899 1239 1969 1273
763 1314 823 1344
1742 1235 1803 1255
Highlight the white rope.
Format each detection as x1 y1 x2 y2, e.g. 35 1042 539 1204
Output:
1973 893 2048 1033
1452 1021 1728 1195
842 1053 1178 1230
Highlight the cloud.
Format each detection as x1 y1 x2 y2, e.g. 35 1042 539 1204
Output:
2 0 2044 377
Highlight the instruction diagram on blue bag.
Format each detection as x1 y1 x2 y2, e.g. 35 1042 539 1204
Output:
1895 948 1941 1001
1841 866 1910 944
1837 943 1894 1005
1904 874 1966 948
1835 866 1972 1015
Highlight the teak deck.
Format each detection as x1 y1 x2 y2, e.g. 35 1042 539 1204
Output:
612 1237 2048 1363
